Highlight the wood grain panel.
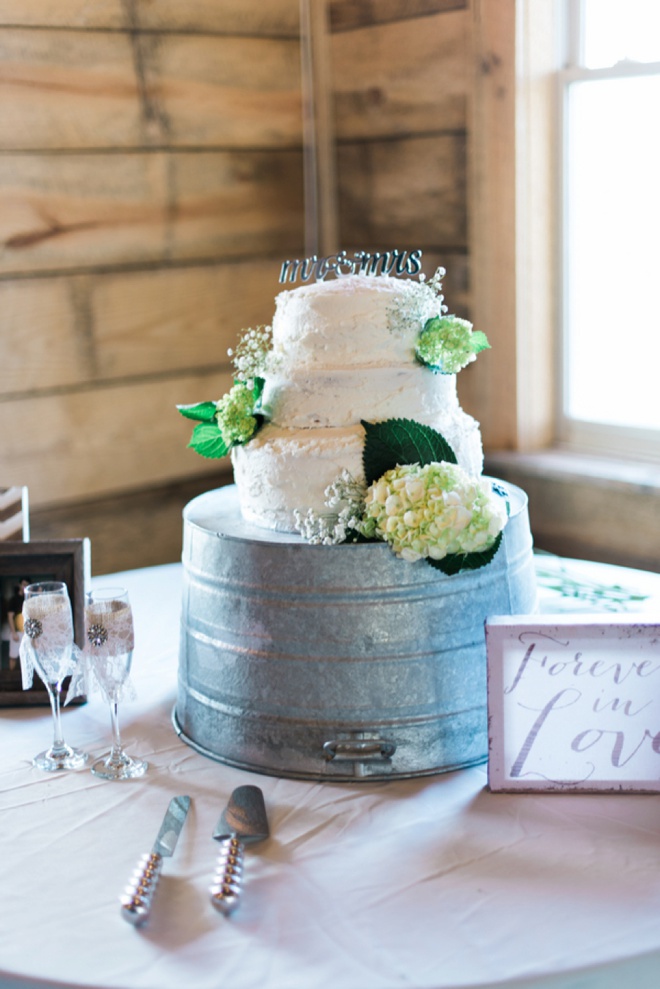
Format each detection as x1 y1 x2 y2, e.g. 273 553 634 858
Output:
91 260 281 380
0 1 124 29
0 1 300 36
0 150 304 275
151 34 301 148
170 151 304 261
337 134 466 248
0 259 282 397
331 10 467 138
135 0 300 37
0 29 141 150
0 371 234 507
0 278 89 393
0 152 170 272
0 29 301 151
329 0 466 33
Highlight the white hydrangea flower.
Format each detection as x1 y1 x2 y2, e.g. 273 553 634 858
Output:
364 462 507 563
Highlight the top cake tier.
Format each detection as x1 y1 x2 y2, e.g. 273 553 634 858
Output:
270 273 432 368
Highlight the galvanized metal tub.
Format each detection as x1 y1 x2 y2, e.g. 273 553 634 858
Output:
174 482 537 781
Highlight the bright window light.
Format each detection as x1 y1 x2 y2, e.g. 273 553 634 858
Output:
565 74 660 430
583 0 660 68
563 5 660 439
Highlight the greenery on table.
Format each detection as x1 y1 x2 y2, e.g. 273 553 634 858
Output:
535 557 650 612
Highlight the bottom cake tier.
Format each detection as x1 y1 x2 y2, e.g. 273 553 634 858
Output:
174 482 538 781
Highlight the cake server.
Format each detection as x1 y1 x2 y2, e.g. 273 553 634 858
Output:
120 794 191 926
210 784 269 916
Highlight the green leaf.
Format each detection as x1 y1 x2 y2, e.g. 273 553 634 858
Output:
177 401 218 423
361 418 457 485
470 331 491 354
427 531 503 576
252 376 265 410
188 421 230 459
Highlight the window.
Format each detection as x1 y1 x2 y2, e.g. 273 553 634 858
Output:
560 0 660 460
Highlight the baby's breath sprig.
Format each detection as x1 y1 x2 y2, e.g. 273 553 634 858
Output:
387 266 448 337
294 470 372 545
324 469 366 513
229 325 277 383
293 509 344 546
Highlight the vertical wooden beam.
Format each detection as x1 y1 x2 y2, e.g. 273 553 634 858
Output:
300 0 339 256
467 0 559 452
467 0 518 451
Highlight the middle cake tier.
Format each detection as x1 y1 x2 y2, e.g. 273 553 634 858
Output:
231 406 483 534
261 364 480 436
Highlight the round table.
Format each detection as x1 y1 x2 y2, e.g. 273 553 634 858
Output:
1 555 659 989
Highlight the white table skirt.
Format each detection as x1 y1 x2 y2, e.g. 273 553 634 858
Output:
1 555 660 989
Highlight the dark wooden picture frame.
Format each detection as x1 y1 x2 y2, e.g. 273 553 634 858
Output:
0 539 90 707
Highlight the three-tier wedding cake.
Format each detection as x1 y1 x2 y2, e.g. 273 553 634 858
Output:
174 252 537 780
232 268 483 531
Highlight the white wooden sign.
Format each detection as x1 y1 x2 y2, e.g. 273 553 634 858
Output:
486 615 660 792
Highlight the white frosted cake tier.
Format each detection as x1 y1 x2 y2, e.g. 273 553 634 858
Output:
271 273 430 368
262 364 472 429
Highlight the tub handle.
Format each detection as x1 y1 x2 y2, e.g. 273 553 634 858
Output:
323 737 396 763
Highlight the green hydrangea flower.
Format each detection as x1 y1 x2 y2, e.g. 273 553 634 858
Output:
364 462 507 563
416 316 490 374
215 382 259 446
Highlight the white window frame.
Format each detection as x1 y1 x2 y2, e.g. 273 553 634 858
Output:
557 0 660 463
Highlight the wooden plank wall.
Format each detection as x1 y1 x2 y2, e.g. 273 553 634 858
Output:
0 1 304 573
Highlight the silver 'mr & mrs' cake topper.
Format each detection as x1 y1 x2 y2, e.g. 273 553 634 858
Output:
279 249 423 284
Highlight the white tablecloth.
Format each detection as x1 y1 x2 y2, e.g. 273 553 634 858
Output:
1 556 660 989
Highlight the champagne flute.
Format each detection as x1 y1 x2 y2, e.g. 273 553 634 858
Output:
23 581 88 772
85 587 147 781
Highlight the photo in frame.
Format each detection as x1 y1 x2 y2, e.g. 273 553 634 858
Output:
486 614 660 793
0 539 90 707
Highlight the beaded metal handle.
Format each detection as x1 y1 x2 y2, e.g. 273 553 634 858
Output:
209 837 244 915
120 852 163 926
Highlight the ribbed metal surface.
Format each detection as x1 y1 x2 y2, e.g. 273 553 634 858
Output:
174 482 537 780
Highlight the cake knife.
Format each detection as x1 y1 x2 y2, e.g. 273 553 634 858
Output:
210 785 269 916
120 794 191 926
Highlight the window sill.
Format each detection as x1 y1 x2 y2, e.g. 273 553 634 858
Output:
485 448 660 572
